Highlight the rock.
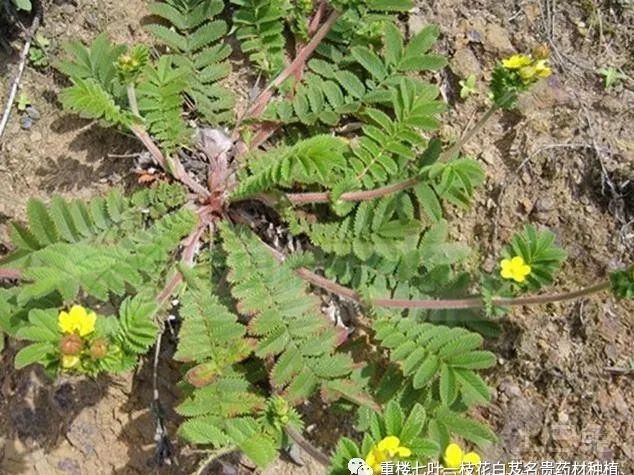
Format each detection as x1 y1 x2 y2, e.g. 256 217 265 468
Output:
59 2 76 15
467 30 483 43
20 115 32 130
451 47 482 78
485 23 514 54
534 196 556 213
523 2 541 23
286 443 305 466
30 131 42 142
408 15 425 35
518 75 571 112
84 11 99 29
25 106 40 121
499 379 522 398
57 458 81 475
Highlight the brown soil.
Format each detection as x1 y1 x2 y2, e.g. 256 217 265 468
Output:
1 0 633 474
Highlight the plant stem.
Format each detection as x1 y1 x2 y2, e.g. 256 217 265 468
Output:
285 427 331 467
126 83 140 117
156 224 206 310
245 9 340 118
0 268 21 280
295 264 610 310
239 216 613 311
130 124 210 197
286 177 419 204
440 103 499 161
281 103 500 205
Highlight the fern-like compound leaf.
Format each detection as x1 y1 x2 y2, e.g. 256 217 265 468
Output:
137 57 190 152
220 223 355 403
231 0 288 76
373 317 496 407
145 0 234 124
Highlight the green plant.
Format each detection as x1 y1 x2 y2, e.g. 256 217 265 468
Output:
28 34 50 68
459 74 476 99
597 66 627 90
1 2 631 473
16 93 31 111
11 0 31 11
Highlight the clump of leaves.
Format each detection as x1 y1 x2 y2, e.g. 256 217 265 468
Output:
597 66 627 90
29 34 50 68
16 93 31 111
459 74 476 99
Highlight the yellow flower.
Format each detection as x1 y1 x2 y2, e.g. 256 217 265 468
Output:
443 442 481 469
518 59 552 81
502 54 532 69
519 65 537 80
58 305 97 337
500 256 531 283
533 59 552 78
61 354 80 369
365 436 412 473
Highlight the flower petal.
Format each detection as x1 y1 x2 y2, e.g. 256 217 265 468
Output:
396 446 412 458
502 54 532 69
510 256 525 266
69 305 87 321
443 443 463 469
79 311 97 336
365 449 381 473
58 311 73 334
463 452 481 466
377 436 400 452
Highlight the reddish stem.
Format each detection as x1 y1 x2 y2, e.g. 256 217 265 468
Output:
281 103 504 206
250 122 280 150
286 177 419 205
131 125 210 198
235 214 612 313
156 224 206 308
303 266 611 310
308 1 328 36
246 9 340 118
0 268 21 280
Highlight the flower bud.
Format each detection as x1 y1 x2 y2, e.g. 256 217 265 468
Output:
89 338 108 359
60 334 83 355
532 44 550 60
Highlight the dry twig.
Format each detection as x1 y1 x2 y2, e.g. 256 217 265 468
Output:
0 14 41 142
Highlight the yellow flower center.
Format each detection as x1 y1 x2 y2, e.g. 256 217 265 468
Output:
365 436 412 473
500 256 532 283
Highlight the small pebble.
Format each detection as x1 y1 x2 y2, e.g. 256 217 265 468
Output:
20 115 33 130
287 443 305 466
26 106 40 121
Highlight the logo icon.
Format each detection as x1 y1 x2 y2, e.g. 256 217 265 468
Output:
348 458 374 475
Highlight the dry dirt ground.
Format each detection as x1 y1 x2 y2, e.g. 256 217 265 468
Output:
1 0 633 474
